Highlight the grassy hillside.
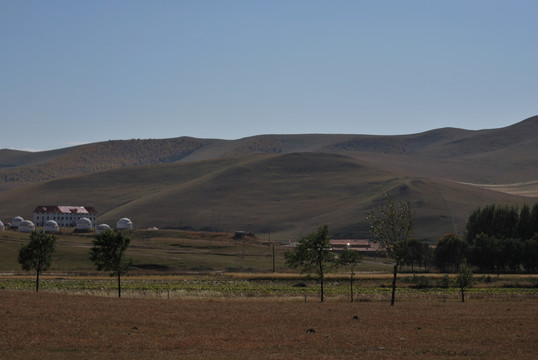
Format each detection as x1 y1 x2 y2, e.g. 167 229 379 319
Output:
0 116 536 243
0 152 528 242
0 137 215 183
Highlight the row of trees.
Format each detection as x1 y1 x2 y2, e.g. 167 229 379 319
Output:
286 197 538 305
18 229 132 297
465 203 538 243
435 203 538 273
395 203 538 274
286 195 473 305
436 233 538 273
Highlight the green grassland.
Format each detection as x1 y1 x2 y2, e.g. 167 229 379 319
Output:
0 228 288 273
2 228 537 301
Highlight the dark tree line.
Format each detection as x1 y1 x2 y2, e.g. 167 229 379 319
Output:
435 203 538 273
400 238 433 272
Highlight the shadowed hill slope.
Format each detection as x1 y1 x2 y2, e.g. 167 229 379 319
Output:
0 137 215 184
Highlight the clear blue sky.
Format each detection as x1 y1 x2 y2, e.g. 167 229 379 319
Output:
1 0 537 151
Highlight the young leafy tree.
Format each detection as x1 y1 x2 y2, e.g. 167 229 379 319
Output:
89 229 133 298
454 260 473 303
367 194 415 306
285 225 335 302
338 247 362 302
18 230 56 292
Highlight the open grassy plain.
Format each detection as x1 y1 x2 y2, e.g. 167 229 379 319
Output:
0 228 296 273
1 291 536 360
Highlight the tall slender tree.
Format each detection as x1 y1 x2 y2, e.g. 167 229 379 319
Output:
338 247 362 302
90 229 133 298
18 230 56 292
285 225 335 302
454 260 473 303
367 194 415 306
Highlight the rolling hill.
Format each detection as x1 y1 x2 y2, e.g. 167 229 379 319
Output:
1 115 537 241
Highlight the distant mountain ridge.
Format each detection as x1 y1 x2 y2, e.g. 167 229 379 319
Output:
0 116 536 241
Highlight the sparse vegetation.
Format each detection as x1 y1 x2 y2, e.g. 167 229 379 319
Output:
367 194 415 305
337 247 362 302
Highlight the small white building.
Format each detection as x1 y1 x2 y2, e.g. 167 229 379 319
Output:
117 218 133 230
33 205 98 228
12 216 24 229
76 217 93 231
19 220 35 233
44 220 60 233
96 223 111 234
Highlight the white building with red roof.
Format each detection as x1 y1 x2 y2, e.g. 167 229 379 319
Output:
33 205 97 228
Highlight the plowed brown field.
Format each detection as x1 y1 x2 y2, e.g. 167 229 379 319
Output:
1 291 536 359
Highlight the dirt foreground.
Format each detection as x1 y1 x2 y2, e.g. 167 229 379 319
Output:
1 291 536 359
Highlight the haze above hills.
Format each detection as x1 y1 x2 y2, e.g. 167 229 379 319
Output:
1 116 537 241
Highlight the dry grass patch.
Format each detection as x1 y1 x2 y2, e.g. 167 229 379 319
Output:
1 291 536 359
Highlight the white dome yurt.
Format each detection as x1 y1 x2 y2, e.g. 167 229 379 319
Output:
12 216 24 229
117 218 133 230
0 220 4 231
44 220 59 233
96 223 111 234
76 217 93 231
19 220 35 233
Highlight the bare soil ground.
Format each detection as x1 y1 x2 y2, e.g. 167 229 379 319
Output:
1 291 536 359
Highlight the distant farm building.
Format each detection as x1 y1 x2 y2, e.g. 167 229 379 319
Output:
44 220 60 233
33 205 97 228
117 218 133 230
19 220 35 233
12 216 24 229
96 224 111 234
76 217 93 231
329 239 380 254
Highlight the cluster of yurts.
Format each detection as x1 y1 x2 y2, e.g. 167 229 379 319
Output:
0 216 133 234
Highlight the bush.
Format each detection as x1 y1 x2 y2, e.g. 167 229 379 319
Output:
438 275 450 288
409 275 432 289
